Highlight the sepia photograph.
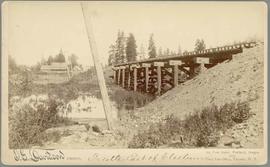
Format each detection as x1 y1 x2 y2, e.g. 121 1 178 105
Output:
1 1 267 165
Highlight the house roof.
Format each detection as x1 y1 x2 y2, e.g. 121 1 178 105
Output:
41 62 68 70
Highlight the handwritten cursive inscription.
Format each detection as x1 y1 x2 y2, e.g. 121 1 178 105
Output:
88 152 201 162
13 149 65 162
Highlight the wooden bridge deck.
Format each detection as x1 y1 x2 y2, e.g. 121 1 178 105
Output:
112 42 256 95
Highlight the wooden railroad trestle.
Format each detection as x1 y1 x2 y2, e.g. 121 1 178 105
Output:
112 42 256 96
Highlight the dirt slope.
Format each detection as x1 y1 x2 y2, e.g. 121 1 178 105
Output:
129 43 265 148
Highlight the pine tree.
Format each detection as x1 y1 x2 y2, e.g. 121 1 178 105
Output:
47 56 54 65
194 39 206 52
148 34 157 58
54 49 66 63
139 44 146 60
108 44 116 66
158 47 162 57
115 30 126 63
178 45 182 56
114 31 121 64
8 55 19 74
170 51 175 55
164 48 170 56
126 33 137 62
120 31 126 63
68 54 78 68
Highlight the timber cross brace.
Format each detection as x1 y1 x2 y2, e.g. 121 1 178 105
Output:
112 42 256 96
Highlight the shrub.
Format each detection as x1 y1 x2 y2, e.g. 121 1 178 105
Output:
92 125 101 133
42 131 62 143
128 101 251 148
129 115 184 148
84 124 91 131
9 71 33 97
9 95 67 148
56 83 79 102
111 88 154 111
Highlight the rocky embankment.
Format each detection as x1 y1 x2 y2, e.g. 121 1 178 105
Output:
125 43 265 148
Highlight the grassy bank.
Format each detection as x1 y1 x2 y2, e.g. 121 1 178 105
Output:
128 101 250 148
9 96 76 148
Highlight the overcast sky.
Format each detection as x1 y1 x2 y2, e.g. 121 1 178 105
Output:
4 1 266 66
